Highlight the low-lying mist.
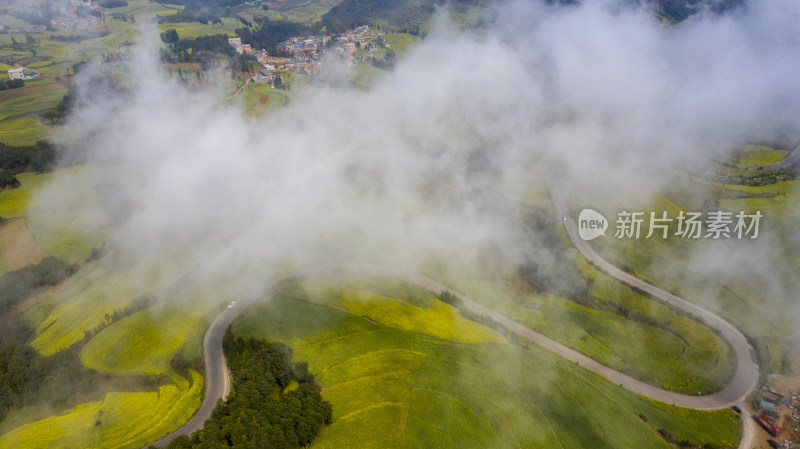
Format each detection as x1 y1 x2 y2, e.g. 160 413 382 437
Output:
32 0 800 307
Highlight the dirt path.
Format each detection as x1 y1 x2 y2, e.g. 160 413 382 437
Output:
246 93 269 113
226 78 251 100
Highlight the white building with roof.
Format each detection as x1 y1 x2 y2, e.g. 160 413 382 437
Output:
8 67 24 80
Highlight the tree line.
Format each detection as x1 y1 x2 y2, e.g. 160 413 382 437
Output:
0 79 24 91
158 0 249 25
0 140 56 174
163 333 332 448
160 33 236 64
0 256 74 313
0 140 56 189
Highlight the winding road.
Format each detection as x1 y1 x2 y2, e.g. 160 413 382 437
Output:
147 181 763 448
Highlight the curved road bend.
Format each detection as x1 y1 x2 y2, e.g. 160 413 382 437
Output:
547 179 760 446
147 281 283 447
546 180 760 407
150 258 759 448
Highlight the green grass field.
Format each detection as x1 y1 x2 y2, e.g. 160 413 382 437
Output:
81 303 209 376
232 276 741 449
28 263 152 355
24 252 220 357
22 166 104 263
338 289 504 343
380 33 420 55
730 145 789 166
157 19 239 39
350 62 386 89
236 82 289 115
413 241 734 395
0 173 53 218
0 166 101 264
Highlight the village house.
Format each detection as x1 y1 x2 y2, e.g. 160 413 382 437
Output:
8 67 24 80
255 49 269 64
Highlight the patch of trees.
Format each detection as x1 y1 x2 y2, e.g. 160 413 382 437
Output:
160 34 235 64
163 334 332 449
0 140 56 176
161 29 180 44
169 348 203 380
50 31 113 43
235 20 321 56
41 90 74 125
0 79 24 91
0 170 20 189
0 256 75 314
99 0 129 8
368 47 396 70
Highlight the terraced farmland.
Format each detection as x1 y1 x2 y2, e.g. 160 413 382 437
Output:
232 276 741 449
0 371 203 449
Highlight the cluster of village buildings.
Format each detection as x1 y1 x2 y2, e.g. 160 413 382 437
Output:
52 0 102 31
227 25 389 86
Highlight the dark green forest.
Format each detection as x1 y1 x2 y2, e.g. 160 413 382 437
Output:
164 334 332 449
0 79 24 91
160 34 236 63
0 141 56 174
0 140 56 189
